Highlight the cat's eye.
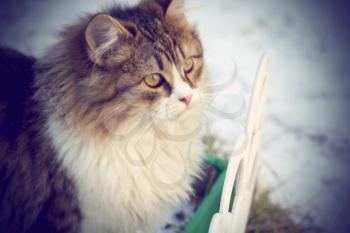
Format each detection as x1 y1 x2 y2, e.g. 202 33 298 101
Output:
182 58 194 73
144 73 164 88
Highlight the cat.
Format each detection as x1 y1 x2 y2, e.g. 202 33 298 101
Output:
0 0 207 232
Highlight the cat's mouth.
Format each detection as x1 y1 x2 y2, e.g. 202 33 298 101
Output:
166 107 186 121
166 102 206 125
163 102 194 122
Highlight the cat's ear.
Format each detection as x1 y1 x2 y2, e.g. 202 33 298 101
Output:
85 13 135 65
141 0 186 20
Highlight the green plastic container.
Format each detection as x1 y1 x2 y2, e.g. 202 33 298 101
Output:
183 156 227 233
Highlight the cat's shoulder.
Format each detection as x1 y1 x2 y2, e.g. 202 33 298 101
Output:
0 47 35 69
0 47 36 140
0 46 36 96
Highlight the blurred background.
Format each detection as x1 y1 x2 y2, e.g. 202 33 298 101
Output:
1 0 350 232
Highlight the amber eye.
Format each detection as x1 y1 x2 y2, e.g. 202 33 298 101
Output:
182 58 194 73
144 73 163 88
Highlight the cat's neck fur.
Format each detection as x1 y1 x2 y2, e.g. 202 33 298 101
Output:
45 106 203 233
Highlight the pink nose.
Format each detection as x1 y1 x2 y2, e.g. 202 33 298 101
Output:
179 94 193 106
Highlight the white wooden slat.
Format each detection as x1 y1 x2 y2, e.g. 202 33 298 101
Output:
208 54 270 233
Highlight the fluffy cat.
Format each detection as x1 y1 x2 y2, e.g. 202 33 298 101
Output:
0 0 207 232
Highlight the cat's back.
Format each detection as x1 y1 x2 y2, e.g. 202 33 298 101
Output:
0 47 36 140
0 47 82 233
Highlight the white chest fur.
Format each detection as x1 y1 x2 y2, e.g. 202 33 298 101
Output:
47 117 203 233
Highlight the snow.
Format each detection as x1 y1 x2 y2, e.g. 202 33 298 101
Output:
1 0 350 232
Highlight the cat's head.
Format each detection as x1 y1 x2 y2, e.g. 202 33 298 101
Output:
55 0 206 136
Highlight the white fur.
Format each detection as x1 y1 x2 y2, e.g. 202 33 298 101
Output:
47 83 207 233
172 65 193 100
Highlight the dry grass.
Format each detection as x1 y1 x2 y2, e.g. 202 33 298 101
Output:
246 191 322 233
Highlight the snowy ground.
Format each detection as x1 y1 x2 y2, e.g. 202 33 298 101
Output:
1 0 350 232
